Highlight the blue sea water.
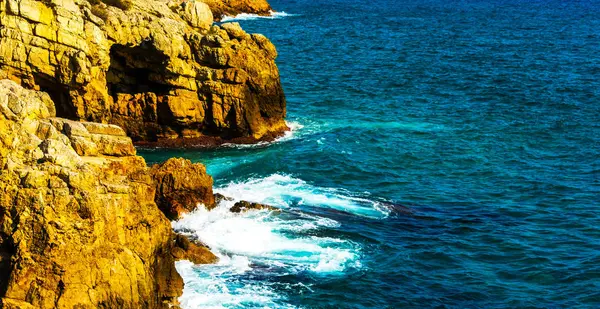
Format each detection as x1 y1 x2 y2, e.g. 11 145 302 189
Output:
139 0 600 307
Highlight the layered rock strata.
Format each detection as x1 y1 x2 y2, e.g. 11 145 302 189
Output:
0 80 222 308
0 0 287 146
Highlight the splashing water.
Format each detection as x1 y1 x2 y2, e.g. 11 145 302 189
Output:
214 174 391 219
220 11 296 23
173 188 364 308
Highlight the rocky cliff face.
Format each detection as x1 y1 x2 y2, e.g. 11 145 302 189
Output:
0 0 287 146
202 0 273 20
0 80 221 308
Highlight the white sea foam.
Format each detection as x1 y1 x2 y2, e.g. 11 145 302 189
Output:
173 201 360 274
220 11 296 22
221 120 304 149
214 174 391 219
177 259 297 309
173 173 389 308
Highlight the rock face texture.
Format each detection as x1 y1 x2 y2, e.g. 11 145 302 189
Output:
151 157 215 220
0 80 189 308
0 0 287 146
202 0 273 20
171 233 218 265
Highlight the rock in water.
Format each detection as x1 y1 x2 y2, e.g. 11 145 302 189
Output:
230 200 279 213
171 233 218 265
0 80 183 308
0 0 287 146
151 158 215 220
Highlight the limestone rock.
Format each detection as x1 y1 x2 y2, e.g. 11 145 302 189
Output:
0 0 287 146
202 0 273 20
0 80 183 309
169 0 214 29
151 158 215 220
171 233 218 264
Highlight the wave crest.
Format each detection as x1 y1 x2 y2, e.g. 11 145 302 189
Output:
220 11 296 22
215 174 391 219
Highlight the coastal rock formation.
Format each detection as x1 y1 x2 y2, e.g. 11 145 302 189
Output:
202 0 273 20
229 200 279 213
0 0 287 146
0 80 185 308
171 233 217 265
151 158 215 220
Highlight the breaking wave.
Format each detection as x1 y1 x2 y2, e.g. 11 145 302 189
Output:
220 11 296 22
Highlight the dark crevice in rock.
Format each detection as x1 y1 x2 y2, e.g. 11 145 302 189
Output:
0 232 15 297
107 42 171 96
107 42 174 141
33 73 76 119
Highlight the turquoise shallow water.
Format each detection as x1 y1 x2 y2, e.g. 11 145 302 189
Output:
140 0 600 307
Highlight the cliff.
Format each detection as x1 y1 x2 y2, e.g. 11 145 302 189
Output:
0 0 283 307
0 0 287 147
0 80 222 308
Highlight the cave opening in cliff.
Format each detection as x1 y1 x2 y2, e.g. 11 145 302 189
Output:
107 43 171 96
0 231 14 296
33 73 77 119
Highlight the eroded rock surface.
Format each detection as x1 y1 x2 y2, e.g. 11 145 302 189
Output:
0 80 186 308
0 0 287 146
151 157 215 220
202 0 273 20
171 233 217 265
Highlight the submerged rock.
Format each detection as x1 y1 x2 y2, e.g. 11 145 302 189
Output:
214 192 234 204
0 80 184 308
0 0 287 146
230 200 279 213
151 158 215 220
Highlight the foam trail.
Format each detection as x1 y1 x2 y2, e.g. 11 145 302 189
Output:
221 120 304 149
214 174 391 219
174 200 361 308
173 173 384 308
221 11 296 22
177 259 298 309
173 202 360 273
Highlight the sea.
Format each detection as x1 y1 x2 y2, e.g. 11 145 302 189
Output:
139 0 600 307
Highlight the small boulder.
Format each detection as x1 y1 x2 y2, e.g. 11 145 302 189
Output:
229 200 279 213
214 193 233 205
221 22 249 40
171 233 218 264
151 158 215 220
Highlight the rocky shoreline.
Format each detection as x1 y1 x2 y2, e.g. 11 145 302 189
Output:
134 127 288 149
0 79 278 308
0 0 285 308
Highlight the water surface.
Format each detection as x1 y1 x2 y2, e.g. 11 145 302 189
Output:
140 0 600 307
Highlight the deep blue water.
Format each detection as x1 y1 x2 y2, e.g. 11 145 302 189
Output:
140 0 600 307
